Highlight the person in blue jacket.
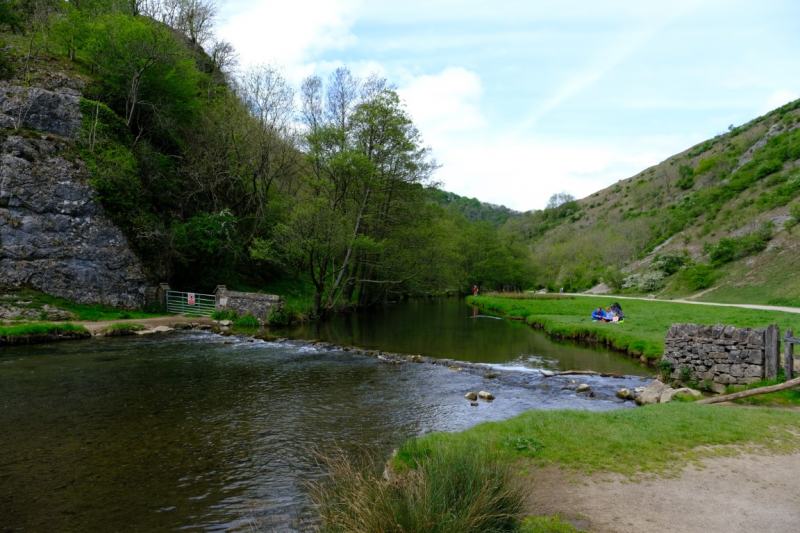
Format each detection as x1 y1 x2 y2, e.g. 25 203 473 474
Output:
591 307 606 321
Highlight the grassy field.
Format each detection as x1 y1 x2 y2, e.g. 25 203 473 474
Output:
396 403 800 476
469 293 800 361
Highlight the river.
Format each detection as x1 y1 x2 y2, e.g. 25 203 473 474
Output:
0 299 650 531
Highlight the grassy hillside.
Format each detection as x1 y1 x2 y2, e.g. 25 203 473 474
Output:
426 187 520 227
505 100 800 305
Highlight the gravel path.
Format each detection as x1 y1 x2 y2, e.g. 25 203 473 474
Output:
566 293 800 315
525 452 800 532
76 315 214 335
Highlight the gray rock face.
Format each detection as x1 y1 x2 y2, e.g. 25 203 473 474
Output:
0 83 82 137
0 85 147 308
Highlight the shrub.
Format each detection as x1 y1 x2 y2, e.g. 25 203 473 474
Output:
658 360 674 381
312 445 523 533
211 309 237 321
652 253 687 275
680 263 717 291
233 314 259 328
676 165 694 190
791 203 800 224
0 41 13 80
706 224 772 266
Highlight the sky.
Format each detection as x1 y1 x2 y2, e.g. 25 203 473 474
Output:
216 0 800 211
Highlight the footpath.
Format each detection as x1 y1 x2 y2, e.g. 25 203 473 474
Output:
567 293 800 315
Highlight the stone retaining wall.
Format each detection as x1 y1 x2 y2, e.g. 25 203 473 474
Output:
663 324 767 387
215 286 281 324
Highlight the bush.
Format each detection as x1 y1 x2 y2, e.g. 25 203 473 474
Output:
652 253 687 276
680 263 717 291
706 224 772 266
233 314 259 328
0 41 13 80
312 445 523 533
211 309 237 321
676 165 694 190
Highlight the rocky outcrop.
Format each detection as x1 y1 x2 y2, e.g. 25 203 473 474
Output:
0 84 82 137
0 83 147 308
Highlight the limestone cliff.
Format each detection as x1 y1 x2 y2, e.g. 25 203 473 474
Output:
0 81 148 308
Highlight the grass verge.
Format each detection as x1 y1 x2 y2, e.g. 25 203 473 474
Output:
0 322 90 345
469 294 800 361
100 323 146 336
520 516 583 533
396 403 800 476
727 376 800 407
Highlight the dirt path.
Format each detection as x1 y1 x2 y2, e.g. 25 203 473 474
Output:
76 316 214 335
526 452 800 532
566 293 800 315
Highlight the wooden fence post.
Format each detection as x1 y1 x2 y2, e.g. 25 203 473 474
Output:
764 325 780 380
785 329 795 380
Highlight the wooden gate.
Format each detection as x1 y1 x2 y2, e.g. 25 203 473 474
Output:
785 329 798 379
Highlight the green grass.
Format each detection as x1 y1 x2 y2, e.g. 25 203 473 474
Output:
469 294 800 360
312 444 523 532
2 289 164 321
396 403 800 476
0 322 89 341
727 377 800 407
233 314 260 329
520 516 583 533
100 322 146 336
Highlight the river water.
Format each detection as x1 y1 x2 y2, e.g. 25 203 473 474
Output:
0 299 650 531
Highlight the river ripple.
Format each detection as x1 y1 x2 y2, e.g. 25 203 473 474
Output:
0 331 648 531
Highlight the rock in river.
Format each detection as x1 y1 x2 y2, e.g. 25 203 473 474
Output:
616 388 633 400
478 390 495 401
464 391 478 401
576 383 591 393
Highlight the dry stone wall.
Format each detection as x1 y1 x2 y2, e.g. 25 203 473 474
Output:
663 324 766 386
215 287 281 324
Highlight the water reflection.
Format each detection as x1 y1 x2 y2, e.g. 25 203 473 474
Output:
280 298 648 376
0 332 648 531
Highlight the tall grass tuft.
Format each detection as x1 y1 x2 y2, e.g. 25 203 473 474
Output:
311 445 523 533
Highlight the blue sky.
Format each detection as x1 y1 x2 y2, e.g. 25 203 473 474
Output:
217 0 800 210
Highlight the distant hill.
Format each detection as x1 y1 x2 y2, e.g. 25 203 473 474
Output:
503 99 800 306
426 188 519 227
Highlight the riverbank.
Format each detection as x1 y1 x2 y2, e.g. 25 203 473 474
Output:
392 402 800 532
468 293 800 362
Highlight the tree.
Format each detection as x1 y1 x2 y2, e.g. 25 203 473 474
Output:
84 14 201 139
258 68 435 316
546 191 576 209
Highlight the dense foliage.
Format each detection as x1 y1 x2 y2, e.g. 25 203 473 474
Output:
1 0 532 317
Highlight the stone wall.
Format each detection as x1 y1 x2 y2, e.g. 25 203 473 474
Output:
215 286 281 324
663 324 767 387
0 82 148 308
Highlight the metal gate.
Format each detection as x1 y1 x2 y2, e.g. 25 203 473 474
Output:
166 290 216 317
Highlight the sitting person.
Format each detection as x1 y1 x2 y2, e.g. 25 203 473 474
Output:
591 307 607 321
609 302 625 321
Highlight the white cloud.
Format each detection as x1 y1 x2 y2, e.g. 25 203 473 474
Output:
426 132 690 211
396 68 692 211
217 0 361 80
398 67 485 143
761 89 800 114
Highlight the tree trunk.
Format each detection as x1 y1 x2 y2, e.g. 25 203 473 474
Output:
696 377 800 405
